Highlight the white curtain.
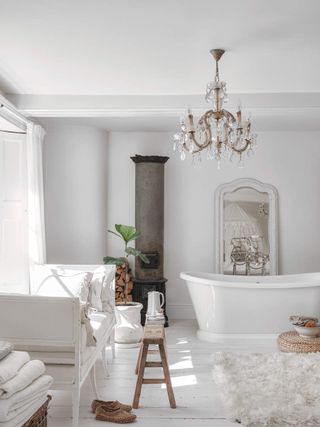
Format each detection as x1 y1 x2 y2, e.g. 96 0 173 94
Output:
26 122 47 266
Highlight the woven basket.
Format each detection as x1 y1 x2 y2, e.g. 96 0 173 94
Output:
22 395 52 427
278 331 320 353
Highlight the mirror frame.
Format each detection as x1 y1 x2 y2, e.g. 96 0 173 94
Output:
214 178 279 275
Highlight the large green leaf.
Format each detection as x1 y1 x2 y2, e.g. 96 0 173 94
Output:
125 247 150 264
115 224 140 244
103 256 125 266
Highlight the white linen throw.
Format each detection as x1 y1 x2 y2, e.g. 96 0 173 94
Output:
0 352 30 385
0 360 45 399
0 374 52 421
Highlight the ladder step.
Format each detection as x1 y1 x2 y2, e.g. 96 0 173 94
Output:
145 362 162 368
142 378 166 384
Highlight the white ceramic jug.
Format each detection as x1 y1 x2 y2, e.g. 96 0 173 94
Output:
147 291 164 316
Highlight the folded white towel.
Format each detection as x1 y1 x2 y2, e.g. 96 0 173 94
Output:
0 352 30 385
0 360 46 399
0 392 48 426
0 343 13 362
0 375 53 421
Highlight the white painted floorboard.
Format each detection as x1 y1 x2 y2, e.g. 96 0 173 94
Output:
48 320 278 426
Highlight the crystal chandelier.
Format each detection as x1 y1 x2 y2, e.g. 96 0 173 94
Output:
173 49 257 167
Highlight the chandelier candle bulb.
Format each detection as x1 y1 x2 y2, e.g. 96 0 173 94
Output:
236 109 241 124
186 113 195 133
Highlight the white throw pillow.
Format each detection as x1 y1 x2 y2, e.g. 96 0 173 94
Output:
89 267 114 313
34 266 93 302
89 272 104 311
101 273 114 314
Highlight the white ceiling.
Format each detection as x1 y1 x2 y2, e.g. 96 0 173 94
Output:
35 110 320 133
1 0 320 95
1 0 320 131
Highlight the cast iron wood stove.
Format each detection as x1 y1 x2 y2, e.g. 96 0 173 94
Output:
132 278 168 326
131 155 169 326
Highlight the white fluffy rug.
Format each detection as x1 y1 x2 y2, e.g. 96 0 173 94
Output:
212 352 320 427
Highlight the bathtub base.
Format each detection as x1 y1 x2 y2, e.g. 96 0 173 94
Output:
197 329 278 343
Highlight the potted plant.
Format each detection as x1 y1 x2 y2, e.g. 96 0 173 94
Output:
104 224 149 347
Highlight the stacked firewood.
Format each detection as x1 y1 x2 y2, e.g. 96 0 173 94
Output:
115 263 134 303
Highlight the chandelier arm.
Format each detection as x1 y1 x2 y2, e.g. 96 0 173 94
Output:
202 112 213 147
221 109 236 123
189 130 211 150
189 132 204 149
230 139 251 154
221 110 252 153
188 113 212 150
190 146 203 155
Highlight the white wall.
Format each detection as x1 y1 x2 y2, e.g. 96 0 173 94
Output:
42 124 320 319
106 131 320 319
43 123 108 264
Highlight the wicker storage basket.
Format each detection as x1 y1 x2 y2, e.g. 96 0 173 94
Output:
22 395 52 427
278 331 320 353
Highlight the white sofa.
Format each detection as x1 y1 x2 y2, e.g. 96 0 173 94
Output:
0 264 116 427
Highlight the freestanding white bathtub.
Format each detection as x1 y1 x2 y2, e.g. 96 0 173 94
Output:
181 272 320 342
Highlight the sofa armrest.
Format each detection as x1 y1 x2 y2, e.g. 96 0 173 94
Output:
0 293 81 350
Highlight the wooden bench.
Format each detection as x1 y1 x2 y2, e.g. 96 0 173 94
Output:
133 324 176 409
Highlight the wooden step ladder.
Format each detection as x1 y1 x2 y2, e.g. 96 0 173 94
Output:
133 324 176 409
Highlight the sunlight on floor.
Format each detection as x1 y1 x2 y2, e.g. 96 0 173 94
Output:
176 338 190 344
165 334 197 385
162 374 198 388
169 358 193 370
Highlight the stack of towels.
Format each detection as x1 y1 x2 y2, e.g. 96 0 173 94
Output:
0 342 53 427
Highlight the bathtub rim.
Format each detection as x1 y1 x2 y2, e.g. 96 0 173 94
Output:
197 330 278 342
180 271 320 289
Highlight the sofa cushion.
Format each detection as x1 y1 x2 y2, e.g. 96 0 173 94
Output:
43 353 98 384
21 311 113 363
90 312 110 344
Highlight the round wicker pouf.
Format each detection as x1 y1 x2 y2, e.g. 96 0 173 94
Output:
278 331 320 353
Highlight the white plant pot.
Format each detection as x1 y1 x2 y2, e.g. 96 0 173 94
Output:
115 302 143 348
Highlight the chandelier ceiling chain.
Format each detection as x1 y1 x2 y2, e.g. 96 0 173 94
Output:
173 49 257 167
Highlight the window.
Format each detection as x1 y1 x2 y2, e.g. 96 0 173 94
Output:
0 131 29 293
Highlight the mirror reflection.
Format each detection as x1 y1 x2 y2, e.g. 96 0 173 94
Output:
223 187 270 275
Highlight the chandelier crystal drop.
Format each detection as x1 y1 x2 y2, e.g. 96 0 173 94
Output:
173 49 257 166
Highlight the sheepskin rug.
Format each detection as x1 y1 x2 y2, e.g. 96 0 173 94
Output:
212 352 320 426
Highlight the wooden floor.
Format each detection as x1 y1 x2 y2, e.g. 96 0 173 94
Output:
48 320 278 426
